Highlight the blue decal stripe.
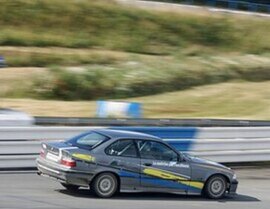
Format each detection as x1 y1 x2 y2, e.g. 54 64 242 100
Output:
140 176 201 192
119 170 202 192
119 170 140 178
140 177 187 190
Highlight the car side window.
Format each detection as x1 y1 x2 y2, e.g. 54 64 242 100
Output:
67 131 109 150
105 139 138 158
137 140 178 161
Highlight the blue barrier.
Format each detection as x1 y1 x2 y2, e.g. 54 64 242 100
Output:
185 0 270 13
110 126 198 151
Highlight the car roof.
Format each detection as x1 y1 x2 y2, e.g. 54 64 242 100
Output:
93 129 162 141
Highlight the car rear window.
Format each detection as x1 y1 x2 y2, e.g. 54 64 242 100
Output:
66 131 109 149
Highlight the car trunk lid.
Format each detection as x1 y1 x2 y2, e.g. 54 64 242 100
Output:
41 142 78 165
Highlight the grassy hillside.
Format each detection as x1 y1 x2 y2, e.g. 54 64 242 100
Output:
0 0 269 56
0 53 269 99
0 0 269 103
2 81 270 119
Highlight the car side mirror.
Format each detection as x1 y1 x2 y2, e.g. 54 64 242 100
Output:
178 153 184 162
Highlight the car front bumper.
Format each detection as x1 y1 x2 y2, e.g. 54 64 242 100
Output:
228 180 238 194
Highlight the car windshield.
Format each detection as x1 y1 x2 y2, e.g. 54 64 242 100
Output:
66 131 109 149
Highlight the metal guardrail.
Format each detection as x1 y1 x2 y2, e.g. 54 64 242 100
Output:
34 116 270 127
1 126 270 169
0 127 98 169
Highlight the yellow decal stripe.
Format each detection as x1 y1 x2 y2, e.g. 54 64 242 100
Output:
143 168 187 181
72 153 95 162
176 180 204 189
143 167 204 189
189 181 204 189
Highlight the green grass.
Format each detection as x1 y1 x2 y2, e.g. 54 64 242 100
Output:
0 47 128 67
2 81 270 119
0 52 269 100
0 0 269 102
31 53 270 100
0 0 269 56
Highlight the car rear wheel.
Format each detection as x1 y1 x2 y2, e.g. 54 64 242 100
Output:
61 183 79 192
92 173 118 198
204 175 227 199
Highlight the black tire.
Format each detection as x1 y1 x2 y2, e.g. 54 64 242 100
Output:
61 183 80 192
92 173 118 198
204 175 227 199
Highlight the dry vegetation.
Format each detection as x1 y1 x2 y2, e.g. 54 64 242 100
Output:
0 0 270 118
1 81 270 119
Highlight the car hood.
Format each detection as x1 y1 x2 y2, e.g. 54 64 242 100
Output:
184 153 230 171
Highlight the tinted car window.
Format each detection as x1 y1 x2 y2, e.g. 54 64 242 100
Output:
137 140 178 161
106 139 137 158
67 132 108 149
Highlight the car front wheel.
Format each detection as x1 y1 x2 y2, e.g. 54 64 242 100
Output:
204 175 227 199
92 173 118 198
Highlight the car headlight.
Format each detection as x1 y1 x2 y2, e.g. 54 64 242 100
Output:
232 173 237 180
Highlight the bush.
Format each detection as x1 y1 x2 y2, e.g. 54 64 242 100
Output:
33 61 270 100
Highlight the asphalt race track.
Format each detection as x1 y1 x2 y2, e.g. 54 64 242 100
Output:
1 168 270 209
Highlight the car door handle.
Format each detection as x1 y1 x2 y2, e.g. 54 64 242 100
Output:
143 163 152 166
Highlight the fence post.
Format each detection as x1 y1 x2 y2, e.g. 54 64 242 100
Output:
249 3 258 12
207 0 216 7
228 0 238 10
185 0 194 5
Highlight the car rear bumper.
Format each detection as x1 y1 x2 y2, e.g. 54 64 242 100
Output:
36 157 94 187
228 180 238 194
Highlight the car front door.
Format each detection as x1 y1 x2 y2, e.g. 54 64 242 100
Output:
105 139 141 190
136 140 191 193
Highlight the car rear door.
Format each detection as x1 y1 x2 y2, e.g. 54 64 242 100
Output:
136 140 191 193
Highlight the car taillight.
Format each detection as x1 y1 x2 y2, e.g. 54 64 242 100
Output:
60 157 76 167
40 149 45 158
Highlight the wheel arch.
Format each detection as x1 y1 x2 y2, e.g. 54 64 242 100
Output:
203 173 231 192
90 171 121 191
